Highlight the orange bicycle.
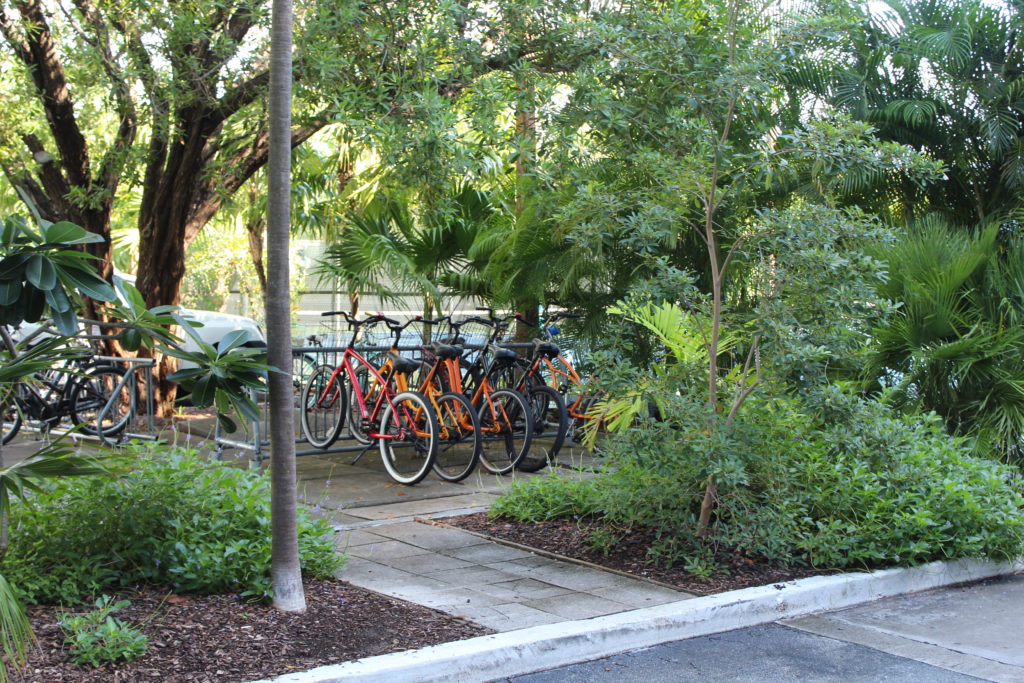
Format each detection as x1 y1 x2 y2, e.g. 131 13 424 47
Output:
355 316 482 483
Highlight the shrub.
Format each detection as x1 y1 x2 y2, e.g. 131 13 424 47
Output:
2 443 343 605
493 391 1024 570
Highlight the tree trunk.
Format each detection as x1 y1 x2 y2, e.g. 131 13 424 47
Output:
245 214 268 299
267 0 306 613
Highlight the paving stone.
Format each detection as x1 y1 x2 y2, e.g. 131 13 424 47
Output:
344 492 499 520
586 583 691 607
423 565 525 588
334 529 390 549
337 558 419 584
486 558 623 591
369 521 486 550
346 539 433 561
475 578 576 601
435 603 508 626
522 592 632 619
376 552 476 574
454 602 567 631
440 542 536 564
326 513 368 527
411 587 506 610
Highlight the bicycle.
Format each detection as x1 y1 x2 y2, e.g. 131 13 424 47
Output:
2 348 137 444
529 312 602 444
447 313 535 475
299 312 439 485
468 310 569 472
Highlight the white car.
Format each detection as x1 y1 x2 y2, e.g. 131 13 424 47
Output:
174 308 266 357
113 272 266 362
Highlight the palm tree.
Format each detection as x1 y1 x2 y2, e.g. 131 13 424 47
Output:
317 186 494 323
785 0 1024 223
865 217 1024 457
266 0 305 613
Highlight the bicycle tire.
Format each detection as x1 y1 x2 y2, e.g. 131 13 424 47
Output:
378 390 438 485
348 366 373 445
477 388 533 475
69 366 136 437
432 391 481 482
515 384 568 473
300 365 346 449
1 394 22 445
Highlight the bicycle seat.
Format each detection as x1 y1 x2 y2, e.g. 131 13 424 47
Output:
430 342 463 360
489 344 518 364
387 351 420 375
533 339 560 358
442 336 466 346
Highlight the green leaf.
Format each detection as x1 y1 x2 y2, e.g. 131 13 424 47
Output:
44 221 103 245
0 280 18 306
165 367 207 382
1 215 25 245
0 253 30 280
190 375 215 407
50 305 78 337
216 413 238 432
26 255 58 291
216 329 250 355
60 266 116 301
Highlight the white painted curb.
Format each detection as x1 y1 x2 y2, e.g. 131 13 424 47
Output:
251 558 1021 683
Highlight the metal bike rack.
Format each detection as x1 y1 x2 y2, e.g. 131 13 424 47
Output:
7 355 157 445
90 355 157 445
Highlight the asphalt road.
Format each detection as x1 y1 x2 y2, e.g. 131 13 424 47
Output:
509 574 1024 683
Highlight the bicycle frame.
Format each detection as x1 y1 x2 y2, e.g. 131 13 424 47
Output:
320 349 402 440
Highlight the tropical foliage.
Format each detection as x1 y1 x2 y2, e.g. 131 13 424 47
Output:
865 218 1024 456
784 0 1024 223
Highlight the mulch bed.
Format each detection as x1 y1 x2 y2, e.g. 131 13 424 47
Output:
444 513 828 596
20 578 490 683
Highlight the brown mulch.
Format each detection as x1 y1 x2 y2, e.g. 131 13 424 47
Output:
444 513 828 596
20 578 490 683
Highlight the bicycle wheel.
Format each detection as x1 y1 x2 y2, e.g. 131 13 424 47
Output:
477 388 533 475
347 366 373 445
300 365 346 449
516 384 568 473
1 394 23 445
432 391 481 482
567 395 599 444
69 366 136 437
378 391 438 485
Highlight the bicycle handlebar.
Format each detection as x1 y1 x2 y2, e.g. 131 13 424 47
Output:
321 311 398 329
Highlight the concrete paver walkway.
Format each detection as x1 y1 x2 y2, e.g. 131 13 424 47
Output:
334 495 690 632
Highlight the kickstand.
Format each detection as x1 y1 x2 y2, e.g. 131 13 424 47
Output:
350 442 373 466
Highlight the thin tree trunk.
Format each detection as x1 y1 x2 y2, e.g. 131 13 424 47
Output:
267 0 305 613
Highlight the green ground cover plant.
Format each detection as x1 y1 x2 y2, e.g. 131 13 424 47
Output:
59 595 149 667
1 443 343 605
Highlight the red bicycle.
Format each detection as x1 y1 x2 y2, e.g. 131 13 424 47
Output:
299 312 439 485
